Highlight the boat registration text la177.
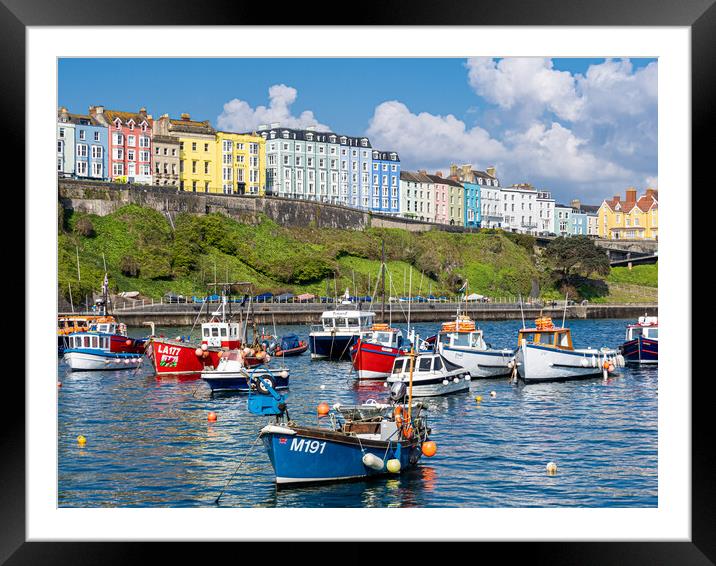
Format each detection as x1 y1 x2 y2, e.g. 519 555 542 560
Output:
287 438 327 455
156 344 182 356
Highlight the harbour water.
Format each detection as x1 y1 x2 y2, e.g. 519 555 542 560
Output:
57 318 657 508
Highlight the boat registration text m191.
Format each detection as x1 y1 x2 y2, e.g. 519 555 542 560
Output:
288 438 327 454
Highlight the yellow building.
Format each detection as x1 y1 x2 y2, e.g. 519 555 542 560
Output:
598 187 658 240
214 131 266 195
154 113 216 193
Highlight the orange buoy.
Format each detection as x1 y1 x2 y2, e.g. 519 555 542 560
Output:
207 411 217 422
317 402 330 416
402 425 413 439
421 441 437 457
125 339 133 346
57 381 62 388
195 348 203 357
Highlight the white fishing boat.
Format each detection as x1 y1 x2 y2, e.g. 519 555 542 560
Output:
386 351 471 397
435 314 514 378
513 316 624 383
309 289 375 360
201 350 290 392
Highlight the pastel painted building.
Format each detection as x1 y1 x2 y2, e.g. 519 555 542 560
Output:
259 125 343 204
215 131 266 195
598 188 658 240
57 108 108 180
400 171 434 222
57 108 76 177
155 113 216 193
448 164 500 228
151 118 181 187
536 190 555 234
570 200 600 236
570 210 589 235
427 173 451 225
90 106 153 184
501 183 542 234
462 181 481 228
340 134 373 209
554 204 572 236
370 150 401 215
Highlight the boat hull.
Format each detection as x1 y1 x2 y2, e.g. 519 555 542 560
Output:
146 339 222 377
386 373 471 397
63 350 143 371
309 333 359 360
351 340 407 380
621 336 658 365
261 424 421 486
274 343 309 357
515 344 622 383
201 368 290 392
437 344 514 378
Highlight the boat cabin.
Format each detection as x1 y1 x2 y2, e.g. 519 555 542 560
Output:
391 353 462 376
518 318 573 350
367 324 404 348
88 321 127 336
439 328 486 350
626 316 658 341
201 320 242 348
57 315 116 335
318 310 375 332
65 333 114 352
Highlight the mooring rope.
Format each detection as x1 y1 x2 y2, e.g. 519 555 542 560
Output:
214 431 264 505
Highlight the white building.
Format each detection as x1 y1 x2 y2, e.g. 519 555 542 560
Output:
500 183 550 235
400 170 435 222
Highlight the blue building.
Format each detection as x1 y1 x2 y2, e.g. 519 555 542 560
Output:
370 150 400 215
57 107 108 180
554 205 573 236
569 210 589 235
463 181 481 228
338 134 373 210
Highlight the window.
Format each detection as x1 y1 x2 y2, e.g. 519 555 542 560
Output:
78 130 86 140
76 161 87 176
94 131 100 141
140 136 150 148
127 135 136 147
92 162 103 178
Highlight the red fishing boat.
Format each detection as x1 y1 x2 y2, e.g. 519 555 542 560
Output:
350 323 409 380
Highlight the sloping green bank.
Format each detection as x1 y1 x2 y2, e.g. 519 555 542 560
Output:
57 204 655 303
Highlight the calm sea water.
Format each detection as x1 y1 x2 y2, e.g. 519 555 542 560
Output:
57 318 657 508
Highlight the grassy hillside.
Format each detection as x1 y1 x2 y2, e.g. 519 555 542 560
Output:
57 204 656 304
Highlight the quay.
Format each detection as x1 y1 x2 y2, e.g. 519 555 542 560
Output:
63 301 659 327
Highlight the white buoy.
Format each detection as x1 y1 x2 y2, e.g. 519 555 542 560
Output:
546 462 558 474
362 453 385 471
442 380 449 386
453 377 459 383
320 384 326 389
490 391 496 398
201 344 208 351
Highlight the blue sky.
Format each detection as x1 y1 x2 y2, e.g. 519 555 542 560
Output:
59 57 657 203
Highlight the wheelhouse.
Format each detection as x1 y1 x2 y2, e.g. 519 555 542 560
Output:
366 324 404 348
88 321 127 336
201 321 241 347
439 329 486 350
319 310 375 332
626 325 658 341
391 353 461 376
518 317 573 350
65 333 113 352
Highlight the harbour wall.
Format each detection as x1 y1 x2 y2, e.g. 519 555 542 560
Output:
58 179 478 233
67 302 658 327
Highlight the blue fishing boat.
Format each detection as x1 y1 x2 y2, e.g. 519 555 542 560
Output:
620 316 658 365
308 290 375 360
200 351 290 392
246 362 434 486
259 333 309 357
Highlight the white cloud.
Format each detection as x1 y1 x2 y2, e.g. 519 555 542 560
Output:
366 100 505 170
466 57 583 122
368 58 657 202
217 84 330 132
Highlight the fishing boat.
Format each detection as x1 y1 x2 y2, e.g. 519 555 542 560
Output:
620 315 658 365
260 333 309 357
245 365 435 486
201 351 290 393
147 287 247 377
57 313 116 355
350 323 409 380
386 350 471 397
435 314 514 378
513 316 625 383
308 289 375 360
62 320 146 371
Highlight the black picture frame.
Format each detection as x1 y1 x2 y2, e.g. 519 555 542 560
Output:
6 0 708 562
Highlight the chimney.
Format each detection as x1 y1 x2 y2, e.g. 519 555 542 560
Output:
180 113 191 121
93 105 104 115
570 199 581 210
418 169 427 175
258 124 268 131
305 126 316 132
486 166 496 178
461 164 471 179
139 107 147 118
449 164 458 177
270 122 280 128
645 188 657 198
435 171 443 178
625 187 637 203
613 195 621 203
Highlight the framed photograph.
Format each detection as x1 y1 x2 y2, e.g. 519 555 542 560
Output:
8 0 709 561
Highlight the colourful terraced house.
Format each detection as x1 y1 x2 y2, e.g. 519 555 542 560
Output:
89 106 153 184
215 131 266 195
598 187 658 240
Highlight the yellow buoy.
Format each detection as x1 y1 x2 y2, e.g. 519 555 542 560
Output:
475 395 483 403
386 459 401 473
77 435 86 446
546 462 558 474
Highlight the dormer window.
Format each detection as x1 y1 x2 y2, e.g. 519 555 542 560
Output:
306 133 313 141
282 131 289 139
128 120 135 131
114 118 122 130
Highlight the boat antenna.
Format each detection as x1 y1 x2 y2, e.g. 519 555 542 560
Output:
381 239 386 323
519 293 526 329
561 292 569 329
68 282 74 313
407 267 412 335
407 343 415 424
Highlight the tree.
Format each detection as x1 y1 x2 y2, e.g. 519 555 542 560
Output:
74 216 95 238
543 236 610 285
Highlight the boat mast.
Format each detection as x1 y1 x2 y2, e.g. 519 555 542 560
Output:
561 292 569 329
381 239 386 323
407 344 415 424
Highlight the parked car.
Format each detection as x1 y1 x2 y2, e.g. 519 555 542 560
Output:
163 292 185 303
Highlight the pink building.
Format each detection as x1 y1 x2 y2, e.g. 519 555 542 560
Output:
89 106 153 184
428 172 451 225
